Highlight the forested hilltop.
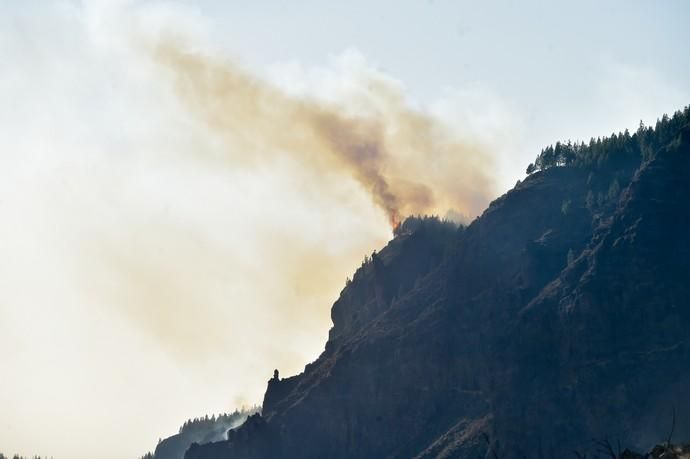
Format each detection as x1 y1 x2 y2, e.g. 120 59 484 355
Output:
527 105 689 173
521 105 690 228
141 407 259 459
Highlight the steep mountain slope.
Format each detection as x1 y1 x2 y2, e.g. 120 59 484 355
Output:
494 128 690 456
185 123 690 459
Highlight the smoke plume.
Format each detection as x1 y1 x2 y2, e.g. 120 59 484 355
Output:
0 3 502 457
153 40 495 227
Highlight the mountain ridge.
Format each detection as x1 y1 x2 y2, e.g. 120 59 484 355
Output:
178 109 690 458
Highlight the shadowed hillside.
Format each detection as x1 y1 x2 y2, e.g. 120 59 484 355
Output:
167 107 690 459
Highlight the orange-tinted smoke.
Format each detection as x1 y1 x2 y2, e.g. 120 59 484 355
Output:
152 40 495 226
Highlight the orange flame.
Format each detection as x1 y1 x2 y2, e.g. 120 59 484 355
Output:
391 213 401 234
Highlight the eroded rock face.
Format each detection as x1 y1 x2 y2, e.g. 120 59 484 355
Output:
187 126 690 459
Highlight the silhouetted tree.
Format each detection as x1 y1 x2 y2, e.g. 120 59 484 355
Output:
525 105 689 175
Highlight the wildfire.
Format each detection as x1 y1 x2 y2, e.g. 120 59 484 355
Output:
391 213 402 234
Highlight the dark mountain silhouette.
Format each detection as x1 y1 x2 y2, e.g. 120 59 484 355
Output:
176 107 690 458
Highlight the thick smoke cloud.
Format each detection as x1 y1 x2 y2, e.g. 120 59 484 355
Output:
0 3 502 459
153 40 495 227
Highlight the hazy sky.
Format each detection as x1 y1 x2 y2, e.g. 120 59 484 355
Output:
1 1 688 458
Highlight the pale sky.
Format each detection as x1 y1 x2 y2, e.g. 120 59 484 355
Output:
0 1 688 458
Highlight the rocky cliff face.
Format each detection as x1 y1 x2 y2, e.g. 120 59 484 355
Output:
186 125 690 459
